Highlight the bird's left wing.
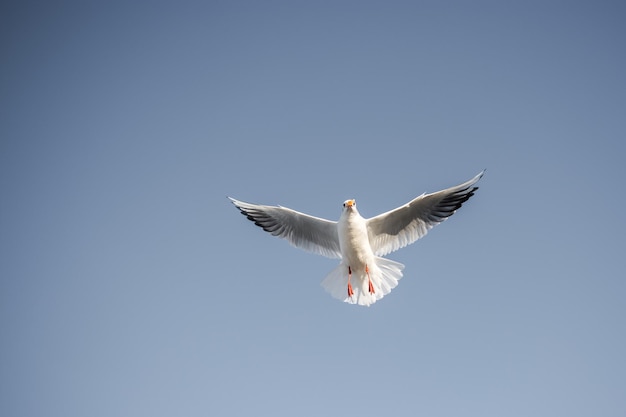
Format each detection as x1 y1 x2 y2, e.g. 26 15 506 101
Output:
366 171 483 256
229 198 342 259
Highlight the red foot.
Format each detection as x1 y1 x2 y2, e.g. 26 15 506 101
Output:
366 265 375 294
347 266 354 298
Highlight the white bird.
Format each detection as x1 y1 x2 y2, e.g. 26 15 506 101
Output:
229 171 483 306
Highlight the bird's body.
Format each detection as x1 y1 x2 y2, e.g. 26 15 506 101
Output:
337 203 372 267
230 171 483 306
331 200 401 305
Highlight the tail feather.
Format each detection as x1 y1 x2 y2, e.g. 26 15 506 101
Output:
321 257 405 306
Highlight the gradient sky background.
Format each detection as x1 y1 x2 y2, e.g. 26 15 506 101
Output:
1 1 625 416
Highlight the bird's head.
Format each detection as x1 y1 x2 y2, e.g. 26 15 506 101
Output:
342 199 356 212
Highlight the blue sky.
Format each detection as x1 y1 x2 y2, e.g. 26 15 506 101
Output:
1 1 625 416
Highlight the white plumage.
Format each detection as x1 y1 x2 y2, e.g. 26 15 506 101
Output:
230 171 483 306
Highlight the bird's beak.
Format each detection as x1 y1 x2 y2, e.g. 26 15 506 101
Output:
346 199 355 207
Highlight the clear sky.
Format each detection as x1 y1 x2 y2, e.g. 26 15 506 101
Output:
1 1 625 416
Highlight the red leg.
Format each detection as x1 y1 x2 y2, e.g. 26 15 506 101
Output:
347 266 354 298
366 265 375 294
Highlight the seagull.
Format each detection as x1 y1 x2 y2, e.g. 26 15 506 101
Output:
229 171 483 306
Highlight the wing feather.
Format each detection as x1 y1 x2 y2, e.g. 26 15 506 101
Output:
366 171 484 256
229 198 341 259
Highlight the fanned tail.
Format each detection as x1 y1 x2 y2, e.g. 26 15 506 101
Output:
321 257 405 306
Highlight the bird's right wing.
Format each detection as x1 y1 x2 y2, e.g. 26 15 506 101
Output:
229 198 342 259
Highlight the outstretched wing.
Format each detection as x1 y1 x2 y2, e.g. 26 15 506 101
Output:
229 198 342 259
366 171 484 256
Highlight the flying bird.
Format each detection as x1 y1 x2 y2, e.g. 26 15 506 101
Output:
229 171 483 306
